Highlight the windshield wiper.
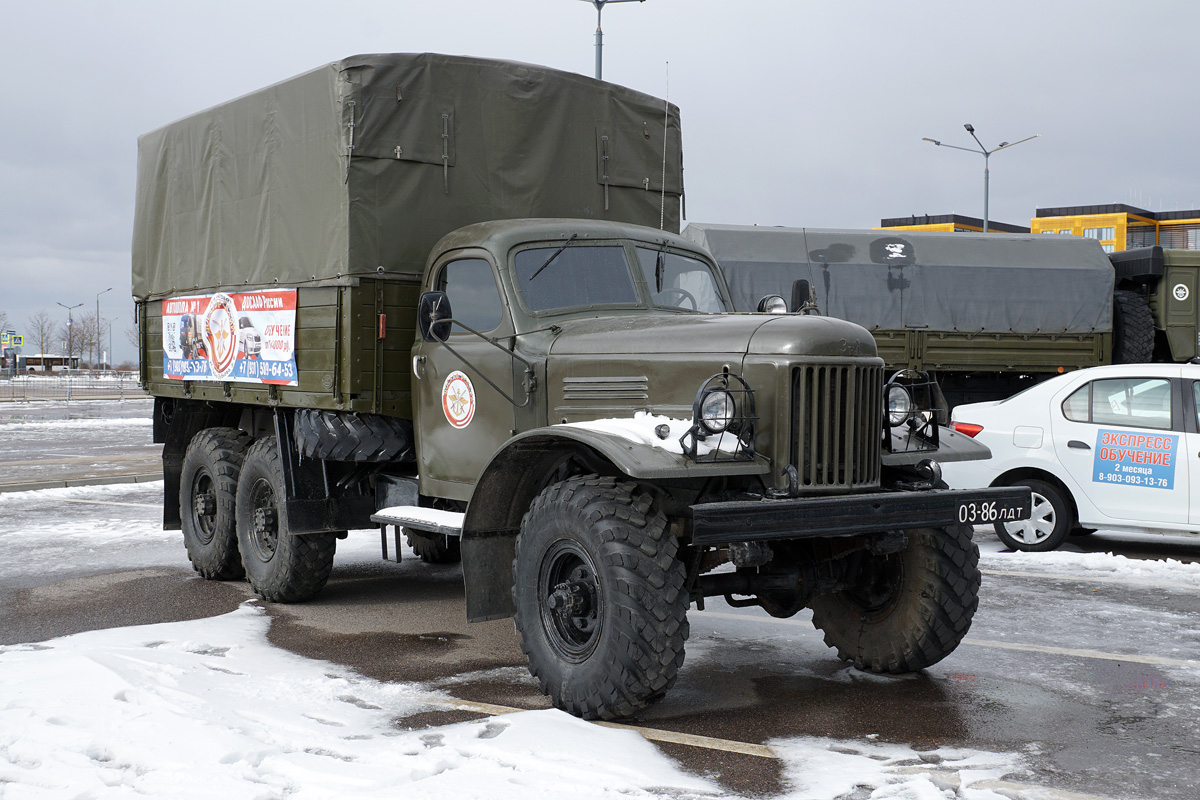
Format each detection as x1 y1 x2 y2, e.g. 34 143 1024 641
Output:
528 234 579 281
655 244 667 293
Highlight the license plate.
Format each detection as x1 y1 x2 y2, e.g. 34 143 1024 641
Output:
956 498 1028 525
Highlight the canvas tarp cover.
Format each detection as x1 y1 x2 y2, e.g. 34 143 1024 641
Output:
684 224 1114 334
133 53 683 299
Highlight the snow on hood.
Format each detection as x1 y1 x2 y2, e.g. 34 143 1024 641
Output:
558 411 743 457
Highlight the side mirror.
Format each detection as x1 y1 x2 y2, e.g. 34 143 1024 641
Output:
790 280 811 312
417 291 453 343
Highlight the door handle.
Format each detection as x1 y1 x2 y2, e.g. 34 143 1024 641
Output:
1067 440 1091 450
412 355 426 379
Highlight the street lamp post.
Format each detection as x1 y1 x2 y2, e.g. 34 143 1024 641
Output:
922 124 1040 233
577 0 645 80
106 317 119 372
95 287 112 371
56 301 83 369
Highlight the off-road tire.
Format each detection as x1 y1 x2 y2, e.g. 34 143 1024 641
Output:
405 530 462 564
810 524 980 673
512 475 689 720
994 478 1073 552
1112 289 1155 364
236 436 336 602
294 409 414 462
180 427 253 579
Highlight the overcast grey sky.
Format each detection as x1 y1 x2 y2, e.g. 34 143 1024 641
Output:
2 0 1197 364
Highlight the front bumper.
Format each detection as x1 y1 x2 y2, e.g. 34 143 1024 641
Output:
689 486 1031 546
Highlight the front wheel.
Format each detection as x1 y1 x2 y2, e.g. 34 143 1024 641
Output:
994 478 1072 552
810 525 980 673
512 475 689 720
235 436 336 602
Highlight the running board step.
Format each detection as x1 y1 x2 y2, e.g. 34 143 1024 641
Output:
371 505 464 537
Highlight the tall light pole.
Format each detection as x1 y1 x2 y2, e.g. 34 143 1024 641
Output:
577 0 645 80
95 287 112 371
922 125 1040 233
56 301 83 368
105 316 119 371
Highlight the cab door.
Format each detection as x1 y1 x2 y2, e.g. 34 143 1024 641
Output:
1050 374 1188 525
412 256 516 501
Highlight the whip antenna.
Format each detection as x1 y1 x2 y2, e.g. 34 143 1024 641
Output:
660 62 669 230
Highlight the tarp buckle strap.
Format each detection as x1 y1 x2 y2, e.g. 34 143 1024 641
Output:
344 100 357 185
442 114 450 195
601 135 611 211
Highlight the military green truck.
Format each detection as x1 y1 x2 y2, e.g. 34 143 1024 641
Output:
134 53 1028 720
1110 246 1200 364
685 224 1190 408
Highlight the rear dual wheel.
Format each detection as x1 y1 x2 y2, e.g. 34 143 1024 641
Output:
180 427 253 579
235 436 337 602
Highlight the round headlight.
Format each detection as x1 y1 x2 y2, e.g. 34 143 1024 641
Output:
886 384 913 427
756 295 789 314
700 388 735 433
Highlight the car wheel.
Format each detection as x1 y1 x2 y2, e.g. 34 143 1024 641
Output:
994 479 1072 552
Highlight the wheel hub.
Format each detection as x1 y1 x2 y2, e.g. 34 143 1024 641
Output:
548 576 594 624
194 492 216 518
539 547 602 660
253 507 277 538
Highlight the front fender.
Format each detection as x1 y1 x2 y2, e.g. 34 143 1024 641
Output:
881 426 991 467
458 425 770 623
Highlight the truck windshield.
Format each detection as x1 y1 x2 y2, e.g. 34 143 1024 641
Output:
635 248 727 313
513 245 639 312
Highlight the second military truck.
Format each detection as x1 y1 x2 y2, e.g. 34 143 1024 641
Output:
134 53 1028 720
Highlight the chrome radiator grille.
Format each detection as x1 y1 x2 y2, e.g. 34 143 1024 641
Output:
790 364 883 490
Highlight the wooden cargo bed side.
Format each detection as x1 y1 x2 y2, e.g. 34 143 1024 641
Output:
140 284 417 419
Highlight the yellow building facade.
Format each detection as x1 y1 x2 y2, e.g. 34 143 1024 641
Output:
1031 204 1200 253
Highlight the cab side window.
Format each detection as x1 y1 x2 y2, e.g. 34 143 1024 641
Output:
435 258 504 333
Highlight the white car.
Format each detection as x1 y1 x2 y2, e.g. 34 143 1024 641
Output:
943 363 1200 551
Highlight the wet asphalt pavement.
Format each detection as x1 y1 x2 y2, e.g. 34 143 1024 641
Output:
2 403 1199 799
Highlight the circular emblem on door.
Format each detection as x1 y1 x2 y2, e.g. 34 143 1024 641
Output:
441 370 476 429
202 293 239 379
1173 283 1190 302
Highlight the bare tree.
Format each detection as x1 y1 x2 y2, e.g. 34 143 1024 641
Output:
0 308 9 332
25 310 57 367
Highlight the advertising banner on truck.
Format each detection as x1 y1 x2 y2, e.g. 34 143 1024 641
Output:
162 290 297 385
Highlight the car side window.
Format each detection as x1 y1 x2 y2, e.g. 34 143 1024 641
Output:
1062 385 1089 422
435 258 504 333
1088 378 1173 430
1193 382 1200 430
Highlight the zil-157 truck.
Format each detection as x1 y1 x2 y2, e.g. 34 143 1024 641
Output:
133 53 1029 720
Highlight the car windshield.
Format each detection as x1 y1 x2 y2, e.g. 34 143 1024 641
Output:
512 245 639 313
635 248 727 313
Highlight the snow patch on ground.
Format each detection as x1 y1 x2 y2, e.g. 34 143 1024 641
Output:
981 547 1200 587
0 604 719 800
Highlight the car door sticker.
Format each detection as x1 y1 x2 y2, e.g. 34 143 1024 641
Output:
1093 429 1178 489
442 370 476 429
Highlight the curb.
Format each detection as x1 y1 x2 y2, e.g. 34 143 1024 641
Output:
0 472 164 494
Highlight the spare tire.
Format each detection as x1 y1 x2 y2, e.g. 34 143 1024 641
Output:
294 409 414 462
1112 289 1155 364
